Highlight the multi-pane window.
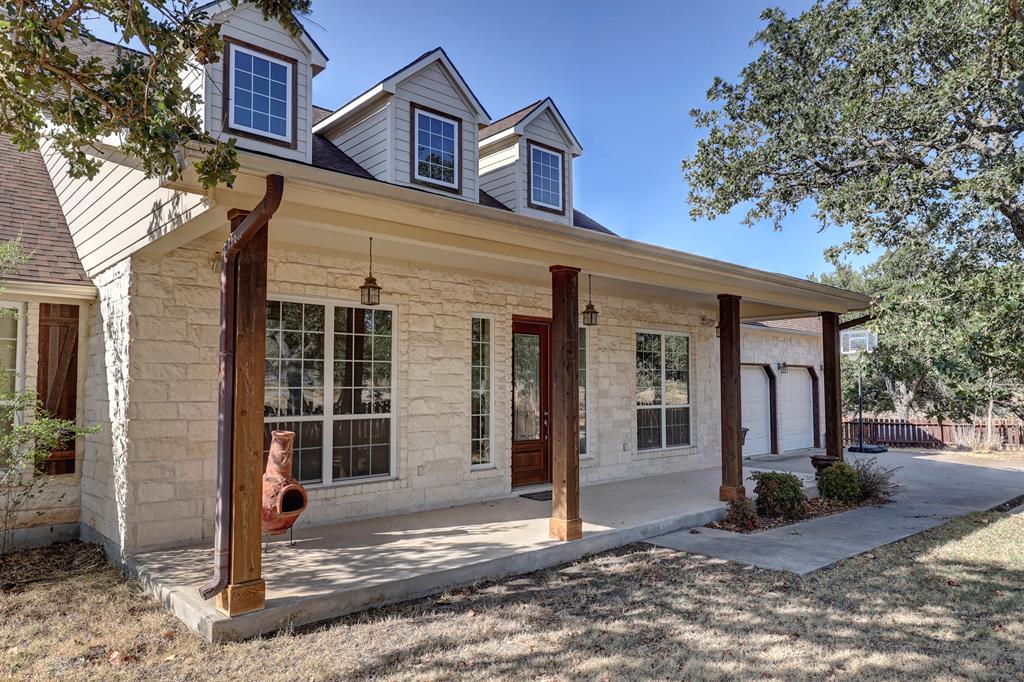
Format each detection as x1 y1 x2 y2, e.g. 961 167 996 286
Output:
471 317 491 466
264 299 394 485
636 332 690 451
0 305 22 395
529 143 563 211
414 108 458 188
230 44 291 141
579 327 588 456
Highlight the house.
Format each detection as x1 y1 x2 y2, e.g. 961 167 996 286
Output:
7 3 867 624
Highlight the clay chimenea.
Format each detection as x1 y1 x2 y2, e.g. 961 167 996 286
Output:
262 430 308 535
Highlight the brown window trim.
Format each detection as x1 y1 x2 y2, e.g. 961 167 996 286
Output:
222 37 299 150
409 103 463 195
526 139 567 216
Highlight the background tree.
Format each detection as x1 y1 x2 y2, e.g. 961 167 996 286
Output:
682 0 1024 262
1 0 311 190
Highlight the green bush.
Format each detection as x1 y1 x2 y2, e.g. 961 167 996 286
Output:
750 471 807 520
725 497 759 530
819 461 862 502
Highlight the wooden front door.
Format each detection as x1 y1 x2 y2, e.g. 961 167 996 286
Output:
512 317 551 487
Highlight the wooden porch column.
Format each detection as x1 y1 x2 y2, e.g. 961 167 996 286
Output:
217 209 269 616
718 294 745 501
821 311 844 461
549 265 582 541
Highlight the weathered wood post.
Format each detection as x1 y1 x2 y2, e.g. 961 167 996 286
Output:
821 311 843 461
549 265 582 541
718 294 745 501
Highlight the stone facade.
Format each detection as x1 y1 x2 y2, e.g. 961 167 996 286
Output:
68 235 824 553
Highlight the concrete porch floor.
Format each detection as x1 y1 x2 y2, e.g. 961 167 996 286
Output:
129 463 811 642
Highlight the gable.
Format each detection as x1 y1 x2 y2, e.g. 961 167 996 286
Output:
523 109 571 153
203 1 327 73
394 61 477 122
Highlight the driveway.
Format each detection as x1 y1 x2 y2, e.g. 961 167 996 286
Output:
648 449 1024 574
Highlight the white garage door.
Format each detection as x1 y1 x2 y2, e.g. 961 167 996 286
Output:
741 366 771 456
780 369 814 451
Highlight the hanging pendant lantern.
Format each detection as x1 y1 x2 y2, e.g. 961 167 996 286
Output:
582 273 599 326
359 237 382 306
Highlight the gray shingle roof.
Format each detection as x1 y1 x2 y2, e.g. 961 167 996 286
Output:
478 100 542 140
0 135 88 285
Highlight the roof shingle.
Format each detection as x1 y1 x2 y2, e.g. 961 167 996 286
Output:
0 135 89 285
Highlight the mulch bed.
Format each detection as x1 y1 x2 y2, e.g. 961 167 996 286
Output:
0 541 108 593
706 497 876 534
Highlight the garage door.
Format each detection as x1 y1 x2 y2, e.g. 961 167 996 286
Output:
741 366 771 456
780 369 814 451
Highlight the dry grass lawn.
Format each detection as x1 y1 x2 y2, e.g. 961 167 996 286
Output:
2 511 1023 681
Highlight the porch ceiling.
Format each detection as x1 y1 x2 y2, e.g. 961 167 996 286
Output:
160 154 869 321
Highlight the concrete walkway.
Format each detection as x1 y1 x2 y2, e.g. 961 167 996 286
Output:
133 465 794 642
649 449 1024 575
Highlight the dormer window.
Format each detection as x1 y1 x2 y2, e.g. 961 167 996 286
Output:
528 141 564 213
226 41 296 147
412 105 460 191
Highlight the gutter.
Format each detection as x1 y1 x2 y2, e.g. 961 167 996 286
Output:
199 174 284 601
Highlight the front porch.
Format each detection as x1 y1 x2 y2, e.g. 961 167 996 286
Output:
129 463 815 642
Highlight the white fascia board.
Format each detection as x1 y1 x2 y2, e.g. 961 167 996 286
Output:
202 0 327 70
741 323 821 338
311 85 388 134
1 281 96 302
478 128 519 149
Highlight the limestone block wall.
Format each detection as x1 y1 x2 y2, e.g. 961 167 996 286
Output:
106 233 723 550
79 260 133 555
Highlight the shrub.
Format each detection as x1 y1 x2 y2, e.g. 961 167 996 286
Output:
852 457 902 502
818 461 861 502
725 497 759 530
750 471 807 520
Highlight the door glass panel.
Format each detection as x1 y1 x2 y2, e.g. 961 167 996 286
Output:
513 333 541 441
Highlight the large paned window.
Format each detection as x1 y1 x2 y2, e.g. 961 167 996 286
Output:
579 327 588 456
0 304 23 395
528 142 563 211
413 107 459 189
264 299 394 485
228 43 292 142
635 332 690 450
470 317 491 466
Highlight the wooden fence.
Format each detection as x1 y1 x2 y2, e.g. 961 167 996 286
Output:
843 418 1024 450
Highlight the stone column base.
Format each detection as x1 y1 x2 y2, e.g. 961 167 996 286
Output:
216 579 266 617
549 517 583 541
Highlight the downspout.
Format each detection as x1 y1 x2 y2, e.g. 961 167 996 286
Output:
200 174 284 600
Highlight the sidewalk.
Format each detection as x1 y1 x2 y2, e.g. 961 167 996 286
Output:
649 449 1024 575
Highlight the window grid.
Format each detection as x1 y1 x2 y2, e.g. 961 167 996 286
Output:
530 144 563 210
471 317 491 466
635 332 691 451
264 299 394 486
230 44 290 141
414 109 458 187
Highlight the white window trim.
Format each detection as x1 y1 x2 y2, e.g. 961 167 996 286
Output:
635 329 693 452
227 43 293 144
579 325 593 460
470 313 495 470
264 293 398 488
528 142 564 212
413 107 460 190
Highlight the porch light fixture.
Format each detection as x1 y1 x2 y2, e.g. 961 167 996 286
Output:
359 237 382 306
777 362 789 373
582 274 599 326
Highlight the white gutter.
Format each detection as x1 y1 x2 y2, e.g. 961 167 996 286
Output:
1 280 96 302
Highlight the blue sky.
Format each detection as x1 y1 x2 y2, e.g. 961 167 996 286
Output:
94 1 865 278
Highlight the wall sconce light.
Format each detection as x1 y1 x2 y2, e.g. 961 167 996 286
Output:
359 236 382 307
819 363 825 371
715 323 721 338
582 274 599 326
777 362 789 373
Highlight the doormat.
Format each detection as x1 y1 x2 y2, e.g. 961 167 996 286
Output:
520 491 552 501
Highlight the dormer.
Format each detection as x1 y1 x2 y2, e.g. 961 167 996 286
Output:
478 98 582 225
313 49 489 203
199 1 328 165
